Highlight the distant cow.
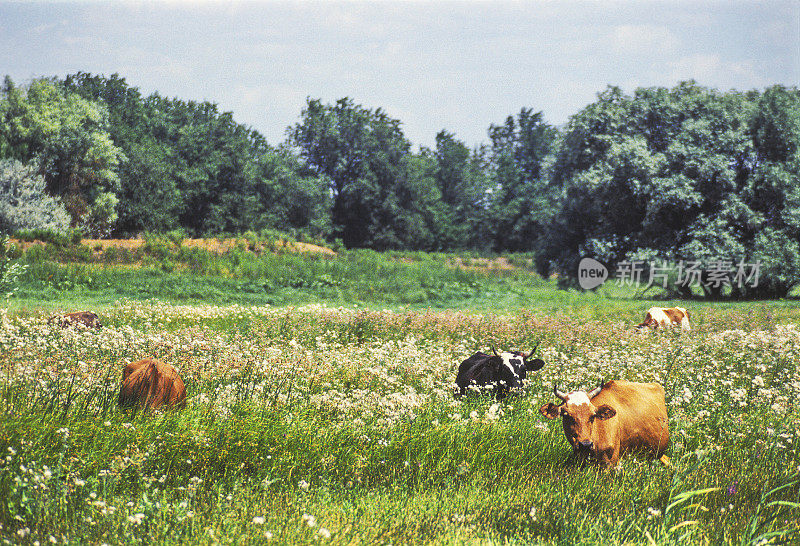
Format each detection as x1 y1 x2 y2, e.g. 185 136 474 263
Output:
455 345 545 399
49 311 102 329
638 307 691 331
540 380 669 468
118 358 187 410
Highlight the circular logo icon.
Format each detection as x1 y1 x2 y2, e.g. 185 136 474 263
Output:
578 257 608 290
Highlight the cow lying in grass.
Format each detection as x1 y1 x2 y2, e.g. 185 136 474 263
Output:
49 311 102 329
118 358 187 410
540 380 670 468
637 307 691 331
456 345 545 399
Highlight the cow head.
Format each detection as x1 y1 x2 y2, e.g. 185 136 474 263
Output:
488 344 545 397
539 384 616 455
636 314 656 330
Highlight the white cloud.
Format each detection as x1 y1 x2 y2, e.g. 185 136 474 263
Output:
609 24 680 55
2 1 797 148
667 54 765 89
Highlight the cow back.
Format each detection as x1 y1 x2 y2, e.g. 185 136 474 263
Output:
662 308 685 324
591 380 669 456
49 311 102 329
455 352 492 391
118 358 186 410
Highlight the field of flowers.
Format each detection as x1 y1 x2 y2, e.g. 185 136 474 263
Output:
0 300 798 544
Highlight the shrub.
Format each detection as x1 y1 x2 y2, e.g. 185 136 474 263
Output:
0 235 27 303
103 246 119 264
0 160 70 233
142 232 177 260
165 229 186 246
13 227 82 247
76 191 119 238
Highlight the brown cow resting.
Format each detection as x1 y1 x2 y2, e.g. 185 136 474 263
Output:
49 311 102 329
540 380 669 468
118 358 187 410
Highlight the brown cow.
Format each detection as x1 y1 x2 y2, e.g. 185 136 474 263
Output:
118 358 187 410
637 307 691 331
540 380 669 468
49 311 102 329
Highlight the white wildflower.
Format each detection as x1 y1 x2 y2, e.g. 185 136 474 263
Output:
647 507 661 520
127 513 145 525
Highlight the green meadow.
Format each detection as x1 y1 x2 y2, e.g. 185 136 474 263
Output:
0 240 798 544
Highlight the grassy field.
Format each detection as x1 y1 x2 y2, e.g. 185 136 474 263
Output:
0 241 799 544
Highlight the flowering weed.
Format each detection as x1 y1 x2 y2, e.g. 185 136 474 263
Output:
0 301 798 543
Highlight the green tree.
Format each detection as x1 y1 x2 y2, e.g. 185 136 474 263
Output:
63 73 337 239
0 77 123 235
428 131 492 249
0 159 70 233
739 85 800 297
63 73 181 234
487 109 558 252
134 97 265 236
540 82 771 297
289 98 426 249
251 146 331 238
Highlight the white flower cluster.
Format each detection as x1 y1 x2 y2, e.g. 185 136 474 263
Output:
0 303 797 457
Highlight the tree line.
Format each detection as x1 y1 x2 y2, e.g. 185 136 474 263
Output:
0 73 798 296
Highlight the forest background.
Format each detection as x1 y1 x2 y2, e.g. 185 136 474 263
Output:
0 74 798 297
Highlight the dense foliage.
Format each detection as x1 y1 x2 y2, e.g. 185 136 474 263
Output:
60 73 330 239
1 73 798 296
0 77 122 236
0 159 70 234
540 84 800 298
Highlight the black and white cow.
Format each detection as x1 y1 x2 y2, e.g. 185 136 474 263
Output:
455 345 545 399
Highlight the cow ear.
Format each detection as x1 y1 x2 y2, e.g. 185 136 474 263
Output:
526 358 545 371
540 402 562 420
595 405 616 420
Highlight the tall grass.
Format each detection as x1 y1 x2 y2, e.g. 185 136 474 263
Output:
0 303 798 544
15 244 535 308
13 240 800 318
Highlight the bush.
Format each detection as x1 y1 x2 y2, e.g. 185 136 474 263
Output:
142 232 178 260
0 235 27 302
103 246 119 264
164 229 186 246
0 160 71 233
13 228 82 247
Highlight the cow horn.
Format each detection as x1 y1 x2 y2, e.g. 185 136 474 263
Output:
491 345 500 357
553 385 567 401
525 343 540 359
587 382 604 399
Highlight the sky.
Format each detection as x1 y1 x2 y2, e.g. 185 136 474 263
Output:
1 1 798 149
